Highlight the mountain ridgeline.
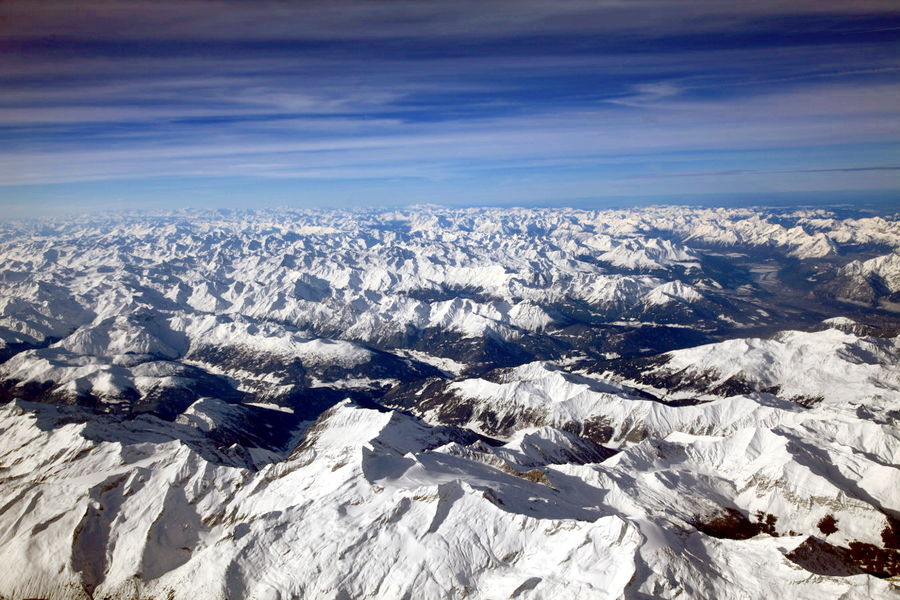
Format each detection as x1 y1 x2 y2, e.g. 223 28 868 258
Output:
0 206 898 599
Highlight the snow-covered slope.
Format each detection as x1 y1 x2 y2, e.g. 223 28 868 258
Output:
0 387 896 599
631 324 900 407
1 206 897 357
388 323 899 445
825 251 900 310
0 206 898 599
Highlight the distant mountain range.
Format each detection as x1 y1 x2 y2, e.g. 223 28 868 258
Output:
0 206 897 599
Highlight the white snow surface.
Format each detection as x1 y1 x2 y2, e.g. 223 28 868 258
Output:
840 251 900 293
0 207 898 599
2 206 896 352
652 327 900 407
0 376 897 599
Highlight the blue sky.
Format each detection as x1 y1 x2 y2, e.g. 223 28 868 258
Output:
1 1 899 214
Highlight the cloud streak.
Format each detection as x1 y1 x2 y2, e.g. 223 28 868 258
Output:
0 1 898 208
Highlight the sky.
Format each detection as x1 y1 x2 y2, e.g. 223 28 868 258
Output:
1 0 899 214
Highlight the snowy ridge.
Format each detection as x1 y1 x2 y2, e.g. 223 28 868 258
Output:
839 251 900 293
402 326 899 448
641 326 900 407
0 383 896 599
2 206 898 356
643 280 704 306
0 206 898 599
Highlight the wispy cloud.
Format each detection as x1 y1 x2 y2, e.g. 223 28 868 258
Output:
0 1 898 207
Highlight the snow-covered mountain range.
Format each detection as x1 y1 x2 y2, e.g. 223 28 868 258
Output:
0 205 898 599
